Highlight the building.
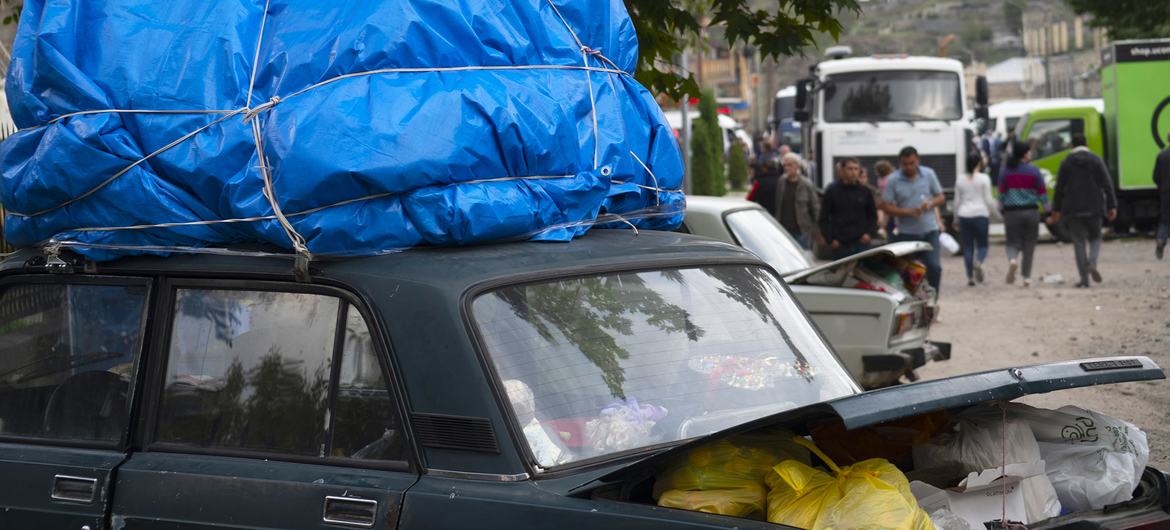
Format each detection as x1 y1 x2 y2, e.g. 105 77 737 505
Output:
983 57 1045 102
1021 9 1109 98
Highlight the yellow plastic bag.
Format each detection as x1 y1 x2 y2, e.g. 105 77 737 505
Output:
654 428 808 497
657 483 768 518
767 437 934 530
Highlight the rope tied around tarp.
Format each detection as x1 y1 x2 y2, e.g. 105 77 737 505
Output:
7 0 665 277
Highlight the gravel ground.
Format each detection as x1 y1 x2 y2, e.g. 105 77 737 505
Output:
917 235 1170 470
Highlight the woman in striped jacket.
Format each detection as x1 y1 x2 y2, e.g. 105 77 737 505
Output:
998 140 1052 287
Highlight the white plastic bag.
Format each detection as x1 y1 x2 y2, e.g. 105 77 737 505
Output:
938 231 961 256
913 408 1062 524
1006 404 1149 511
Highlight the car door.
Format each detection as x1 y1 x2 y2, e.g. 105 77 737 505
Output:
0 276 153 530
112 280 418 529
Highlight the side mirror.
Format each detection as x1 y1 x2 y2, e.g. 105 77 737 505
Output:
795 80 808 111
975 75 989 107
794 79 810 122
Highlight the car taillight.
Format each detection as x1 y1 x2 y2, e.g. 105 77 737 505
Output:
893 313 915 335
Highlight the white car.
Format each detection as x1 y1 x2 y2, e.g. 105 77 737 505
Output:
682 196 947 388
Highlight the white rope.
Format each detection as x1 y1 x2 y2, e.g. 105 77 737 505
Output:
65 175 577 233
6 109 247 218
42 108 238 127
627 150 664 205
245 0 273 109
48 206 681 259
544 0 605 170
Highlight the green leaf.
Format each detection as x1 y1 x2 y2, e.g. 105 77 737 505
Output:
626 0 860 98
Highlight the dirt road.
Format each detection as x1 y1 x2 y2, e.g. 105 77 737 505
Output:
917 235 1170 470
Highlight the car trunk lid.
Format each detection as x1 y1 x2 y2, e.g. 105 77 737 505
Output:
783 241 932 285
576 356 1163 491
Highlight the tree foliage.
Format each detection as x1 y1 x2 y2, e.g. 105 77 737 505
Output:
691 89 726 196
624 0 860 99
728 141 748 191
1066 0 1170 40
1003 0 1025 36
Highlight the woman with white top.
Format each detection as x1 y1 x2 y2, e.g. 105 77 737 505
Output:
953 154 997 286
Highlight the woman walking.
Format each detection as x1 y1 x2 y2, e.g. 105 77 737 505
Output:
953 154 996 286
998 140 1051 287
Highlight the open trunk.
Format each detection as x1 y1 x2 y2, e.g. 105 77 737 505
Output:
581 356 1170 529
785 241 934 303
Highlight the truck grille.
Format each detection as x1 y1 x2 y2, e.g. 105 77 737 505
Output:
836 154 958 190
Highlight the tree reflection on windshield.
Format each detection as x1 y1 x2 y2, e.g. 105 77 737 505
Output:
841 78 893 120
498 274 703 399
701 266 811 371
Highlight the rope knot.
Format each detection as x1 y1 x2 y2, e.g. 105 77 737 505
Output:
243 95 283 122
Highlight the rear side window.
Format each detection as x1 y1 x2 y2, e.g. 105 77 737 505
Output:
0 282 149 443
155 288 407 462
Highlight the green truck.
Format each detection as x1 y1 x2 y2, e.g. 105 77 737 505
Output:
1015 39 1170 233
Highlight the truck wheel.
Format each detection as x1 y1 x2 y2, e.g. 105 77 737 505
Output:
1047 219 1073 242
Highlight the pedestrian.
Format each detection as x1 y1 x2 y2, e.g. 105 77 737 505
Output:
747 152 782 216
881 146 946 292
774 152 821 249
1050 134 1117 287
998 140 1050 287
819 158 877 260
953 153 996 286
874 159 895 237
1154 131 1170 259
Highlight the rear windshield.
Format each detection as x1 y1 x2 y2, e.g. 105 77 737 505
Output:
471 265 857 469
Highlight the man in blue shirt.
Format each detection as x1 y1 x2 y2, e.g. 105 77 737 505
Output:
881 146 946 293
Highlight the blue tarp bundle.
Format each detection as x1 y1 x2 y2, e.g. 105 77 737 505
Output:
1 0 684 260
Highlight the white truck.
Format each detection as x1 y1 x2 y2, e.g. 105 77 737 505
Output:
793 52 987 219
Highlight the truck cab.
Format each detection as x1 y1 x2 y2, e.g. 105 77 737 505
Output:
794 54 979 220
1014 39 1170 232
1014 104 1107 192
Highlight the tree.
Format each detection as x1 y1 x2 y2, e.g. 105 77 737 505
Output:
624 0 860 99
727 141 748 191
1003 0 1024 36
690 90 726 196
1065 0 1170 40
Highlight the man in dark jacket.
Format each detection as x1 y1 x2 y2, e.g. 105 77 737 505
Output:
818 157 876 260
1155 132 1170 259
1051 134 1117 287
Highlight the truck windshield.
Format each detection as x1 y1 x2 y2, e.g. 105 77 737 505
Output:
471 265 858 469
823 70 962 123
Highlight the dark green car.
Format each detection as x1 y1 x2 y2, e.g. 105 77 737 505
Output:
0 230 1165 529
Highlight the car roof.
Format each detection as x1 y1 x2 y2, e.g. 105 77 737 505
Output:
1 229 762 290
683 195 765 216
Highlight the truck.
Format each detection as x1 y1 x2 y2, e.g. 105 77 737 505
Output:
1013 39 1170 232
771 85 802 152
792 49 987 220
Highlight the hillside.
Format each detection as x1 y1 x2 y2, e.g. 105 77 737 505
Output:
768 0 1070 87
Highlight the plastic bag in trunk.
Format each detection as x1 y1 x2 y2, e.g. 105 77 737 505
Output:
912 407 1062 524
1004 403 1150 511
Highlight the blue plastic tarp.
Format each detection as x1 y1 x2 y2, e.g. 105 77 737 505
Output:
1 0 684 259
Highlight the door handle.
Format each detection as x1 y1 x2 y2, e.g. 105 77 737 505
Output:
51 474 97 504
322 495 378 528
